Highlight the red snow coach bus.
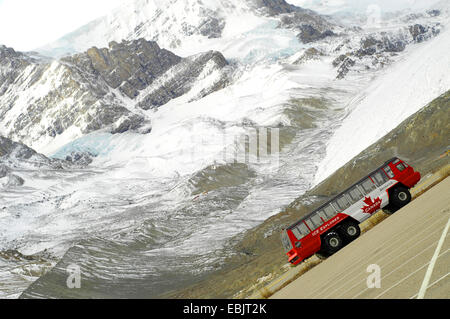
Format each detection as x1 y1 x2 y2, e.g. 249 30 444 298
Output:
281 158 421 265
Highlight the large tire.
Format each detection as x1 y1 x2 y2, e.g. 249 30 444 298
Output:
338 220 361 243
321 231 344 255
390 187 412 210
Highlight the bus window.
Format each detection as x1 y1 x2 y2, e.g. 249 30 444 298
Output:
384 165 394 178
397 162 406 171
281 232 293 252
317 210 328 222
292 222 309 239
324 204 337 219
360 178 376 194
375 168 389 184
336 195 351 210
372 170 388 186
311 214 324 228
348 186 363 203
305 219 315 231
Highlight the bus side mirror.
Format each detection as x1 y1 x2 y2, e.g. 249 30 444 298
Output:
295 241 302 248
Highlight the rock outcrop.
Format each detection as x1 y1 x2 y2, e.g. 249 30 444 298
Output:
0 136 66 188
0 136 62 168
63 40 182 99
277 7 337 44
249 0 300 16
331 20 442 79
409 23 440 42
293 47 324 65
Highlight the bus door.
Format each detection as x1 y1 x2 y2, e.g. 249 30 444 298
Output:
292 221 319 258
370 169 390 204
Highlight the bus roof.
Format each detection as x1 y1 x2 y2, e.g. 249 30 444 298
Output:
287 157 399 231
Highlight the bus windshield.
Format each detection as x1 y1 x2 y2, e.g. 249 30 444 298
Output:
281 232 293 252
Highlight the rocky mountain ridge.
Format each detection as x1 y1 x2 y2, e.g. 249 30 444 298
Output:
0 39 230 153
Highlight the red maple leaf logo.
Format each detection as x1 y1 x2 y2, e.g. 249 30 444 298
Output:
362 197 382 214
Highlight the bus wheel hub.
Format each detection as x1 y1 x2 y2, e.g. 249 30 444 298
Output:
330 238 339 247
398 192 408 201
347 226 357 236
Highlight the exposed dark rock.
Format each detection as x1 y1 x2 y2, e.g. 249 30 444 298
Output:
409 24 428 42
111 114 146 134
0 136 69 187
197 9 226 39
0 250 37 261
250 0 301 16
332 54 348 67
136 50 229 110
0 136 36 160
409 24 440 43
278 9 336 44
293 48 324 65
355 35 406 58
4 174 25 187
382 38 407 52
0 45 35 96
65 151 95 166
336 57 356 79
63 39 182 99
297 25 336 43
427 9 441 17
333 21 441 80
0 136 64 170
179 11 226 40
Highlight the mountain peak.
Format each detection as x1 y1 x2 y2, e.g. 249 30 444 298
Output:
249 0 302 16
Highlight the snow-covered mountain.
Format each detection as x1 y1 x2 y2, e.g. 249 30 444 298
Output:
0 40 230 154
0 0 449 299
37 0 336 58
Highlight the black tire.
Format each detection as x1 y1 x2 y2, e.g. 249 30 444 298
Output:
321 231 344 255
338 220 361 243
390 187 412 210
